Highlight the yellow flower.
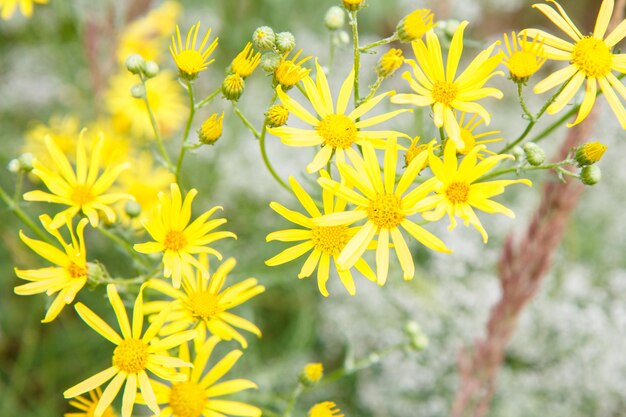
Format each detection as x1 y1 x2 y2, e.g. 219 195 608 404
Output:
456 112 503 158
230 42 261 78
64 285 197 417
342 0 364 12
107 71 186 139
266 104 289 127
575 141 607 166
523 0 626 128
65 388 117 417
266 173 376 296
396 9 436 43
147 336 261 417
14 215 89 323
309 402 343 417
391 21 504 151
274 49 311 89
414 141 531 243
143 255 264 348
24 115 80 164
404 136 435 169
502 31 547 83
170 22 218 79
375 48 404 78
269 60 412 173
23 133 133 229
0 0 47 20
303 363 324 383
316 138 451 285
133 183 236 289
198 113 224 145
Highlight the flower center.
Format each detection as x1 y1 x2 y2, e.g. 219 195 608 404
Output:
169 381 206 417
507 50 541 79
317 114 357 149
366 194 404 229
445 182 470 204
311 225 350 256
71 185 94 206
164 230 187 251
176 50 205 75
112 339 148 373
187 291 222 319
572 36 612 78
67 262 87 279
457 129 475 155
431 81 458 105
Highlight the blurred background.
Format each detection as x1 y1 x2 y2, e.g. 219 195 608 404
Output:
2 0 626 416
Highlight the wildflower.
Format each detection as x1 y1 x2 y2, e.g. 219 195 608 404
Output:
222 73 245 101
0 0 47 20
456 112 503 158
391 21 504 151
65 388 117 417
23 133 133 229
375 48 404 78
580 164 601 185
133 183 236 288
274 49 312 89
252 26 276 50
523 142 546 166
342 0 364 12
125 54 145 75
14 215 89 323
230 42 261 78
23 115 81 165
309 402 343 417
64 285 197 417
145 336 261 417
523 0 626 128
316 138 451 285
404 136 432 169
414 141 532 243
170 22 218 80
266 173 376 296
502 31 547 83
396 9 436 43
269 60 412 173
260 51 282 72
198 112 224 144
575 142 607 166
143 61 159 78
275 32 296 53
144 255 265 348
265 104 289 127
302 363 324 384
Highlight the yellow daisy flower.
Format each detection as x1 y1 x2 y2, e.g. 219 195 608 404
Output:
143 255 264 348
414 141 531 243
65 388 117 417
147 336 261 417
309 402 343 417
274 49 312 89
391 22 504 151
404 136 437 169
14 215 89 323
170 22 218 79
456 112 503 158
523 0 626 128
396 9 436 43
316 138 451 286
265 173 376 296
133 183 236 289
64 285 197 417
502 31 547 83
230 42 262 78
23 133 133 229
269 60 412 174
0 0 47 20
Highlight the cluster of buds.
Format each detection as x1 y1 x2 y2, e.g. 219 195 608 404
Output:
7 153 34 174
222 42 263 101
575 142 606 186
125 54 160 99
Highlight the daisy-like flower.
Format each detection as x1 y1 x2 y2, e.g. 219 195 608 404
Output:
0 0 47 20
265 174 376 296
14 215 89 323
273 49 312 89
23 133 133 229
391 21 504 151
147 336 261 417
230 42 261 78
65 388 117 417
269 60 412 174
143 255 264 348
309 402 344 417
133 183 236 288
170 22 218 80
64 285 197 417
413 141 531 243
455 112 503 158
404 136 435 169
396 9 436 43
523 0 626 128
502 31 547 83
316 138 451 286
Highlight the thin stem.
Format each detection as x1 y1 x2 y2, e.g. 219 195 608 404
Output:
282 382 304 417
350 10 361 106
359 33 399 52
195 87 221 110
439 127 446 143
259 93 291 193
530 106 578 144
13 172 24 202
362 77 383 103
233 104 261 139
176 79 196 182
322 342 407 384
96 226 152 270
329 31 336 70
0 184 53 244
478 159 575 182
517 83 534 122
141 76 173 169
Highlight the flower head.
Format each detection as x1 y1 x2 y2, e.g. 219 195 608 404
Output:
198 112 224 145
269 60 412 173
23 133 133 229
309 402 343 417
455 112 503 158
0 0 47 20
502 31 547 83
274 49 311 89
391 21 504 151
65 388 117 417
523 0 626 128
575 141 607 166
222 73 245 101
266 104 289 127
376 48 404 78
134 183 236 288
170 22 218 79
64 285 197 417
302 363 324 384
396 9 436 43
404 136 433 169
342 0 364 12
14 215 90 323
266 173 376 296
230 42 261 78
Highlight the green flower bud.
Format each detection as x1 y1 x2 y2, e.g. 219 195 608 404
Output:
7 159 20 173
260 51 282 73
523 142 545 166
324 6 345 30
10 153 35 173
143 61 159 78
222 73 245 101
130 83 146 99
275 32 296 53
252 26 276 50
512 145 525 161
125 201 142 218
334 30 350 46
125 54 145 74
580 164 601 186
265 104 289 127
403 321 429 351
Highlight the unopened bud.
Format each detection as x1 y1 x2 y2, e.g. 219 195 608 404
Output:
222 73 245 101
198 112 224 145
10 153 35 173
335 30 350 46
130 84 146 99
7 159 20 173
580 164 601 186
300 362 323 386
143 61 159 78
403 321 429 351
265 104 289 127
511 145 525 161
260 51 281 73
574 141 607 167
125 200 142 218
125 54 145 74
396 9 436 43
324 6 345 30
275 32 296 53
252 26 276 51
376 48 404 78
523 142 545 166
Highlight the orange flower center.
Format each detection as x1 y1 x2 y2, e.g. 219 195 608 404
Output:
67 262 87 279
112 339 148 373
445 182 470 204
164 230 187 251
367 194 404 229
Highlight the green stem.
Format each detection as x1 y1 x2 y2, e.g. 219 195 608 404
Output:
350 10 361 106
176 79 196 182
479 159 575 182
329 31 336 70
362 77 383 103
97 226 152 270
13 172 24 202
322 342 407 384
359 33 399 52
282 382 304 417
530 105 578 144
0 184 53 244
517 82 534 122
259 93 291 193
195 87 221 110
439 127 446 144
141 76 173 169
233 104 261 139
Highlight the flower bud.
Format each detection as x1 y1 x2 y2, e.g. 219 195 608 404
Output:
275 32 296 53
335 30 350 46
222 73 245 101
252 26 276 51
376 48 404 78
324 6 345 30
580 165 601 186
265 104 289 127
442 19 461 39
396 9 436 42
125 54 145 74
198 112 224 145
125 200 142 218
7 159 20 173
511 145 525 161
143 61 159 78
10 153 35 173
523 142 545 166
300 362 323 386
260 51 282 73
342 0 365 12
130 83 146 99
574 141 607 167
403 321 429 351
